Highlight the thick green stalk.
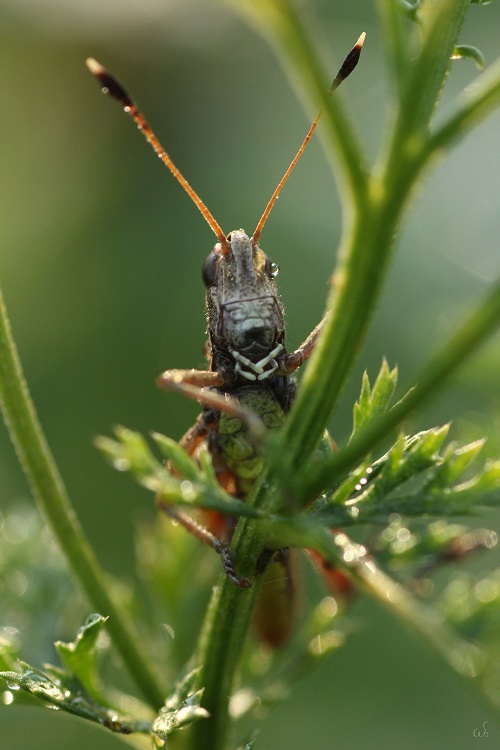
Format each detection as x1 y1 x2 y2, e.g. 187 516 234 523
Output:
190 520 265 750
0 286 165 709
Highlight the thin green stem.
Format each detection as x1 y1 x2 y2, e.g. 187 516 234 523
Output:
426 56 500 157
347 545 495 697
324 529 485 677
378 0 470 208
0 286 165 709
377 0 412 95
258 517 488 681
392 0 470 139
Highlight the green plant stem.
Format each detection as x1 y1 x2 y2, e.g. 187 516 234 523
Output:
347 545 496 704
377 0 412 95
426 56 500 156
0 286 165 710
190 522 265 750
398 0 469 132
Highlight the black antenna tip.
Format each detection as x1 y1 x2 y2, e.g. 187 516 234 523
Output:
86 58 133 108
334 32 366 86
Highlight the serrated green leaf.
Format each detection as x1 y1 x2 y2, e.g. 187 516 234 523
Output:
197 444 219 486
0 644 16 673
371 359 398 409
0 662 150 735
327 460 372 506
436 440 486 485
350 360 397 441
152 432 201 481
314 423 498 525
412 424 451 461
385 433 407 476
451 45 486 72
97 426 264 519
95 427 160 478
113 426 160 476
55 614 107 701
152 669 209 744
349 428 448 509
234 740 257 750
153 701 208 743
320 427 454 519
465 460 500 492
388 460 500 514
166 666 200 705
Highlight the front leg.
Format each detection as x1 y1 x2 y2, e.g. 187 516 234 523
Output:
281 314 328 374
157 367 223 389
157 368 265 441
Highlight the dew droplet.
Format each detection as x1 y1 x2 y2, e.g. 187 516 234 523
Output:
113 457 130 472
163 623 175 640
180 480 195 500
2 515 29 544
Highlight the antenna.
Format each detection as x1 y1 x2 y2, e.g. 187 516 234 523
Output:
86 57 229 251
252 32 365 244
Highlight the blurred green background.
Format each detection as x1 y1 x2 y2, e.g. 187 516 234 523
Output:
1 0 500 748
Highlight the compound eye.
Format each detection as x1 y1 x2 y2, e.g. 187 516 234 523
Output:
202 251 219 287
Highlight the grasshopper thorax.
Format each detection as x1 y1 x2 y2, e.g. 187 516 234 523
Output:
202 230 285 383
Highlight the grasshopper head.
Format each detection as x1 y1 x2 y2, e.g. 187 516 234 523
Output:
203 230 285 379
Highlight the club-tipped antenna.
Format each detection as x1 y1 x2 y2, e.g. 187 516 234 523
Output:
252 32 365 244
86 57 228 251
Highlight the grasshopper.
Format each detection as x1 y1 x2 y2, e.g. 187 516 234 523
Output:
87 34 364 627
